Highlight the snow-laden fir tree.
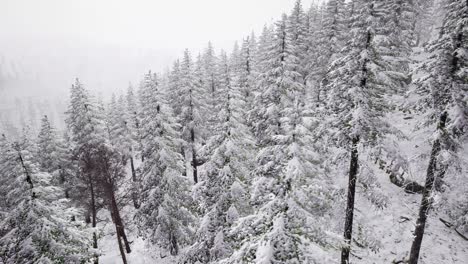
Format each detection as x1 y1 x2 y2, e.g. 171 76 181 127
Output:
201 42 222 138
126 84 143 159
323 0 412 262
379 0 417 90
229 34 258 132
65 78 108 258
36 115 58 172
222 14 335 264
177 50 206 183
309 0 347 103
0 134 92 264
182 51 255 263
137 71 195 256
409 0 468 262
287 0 308 87
36 115 76 199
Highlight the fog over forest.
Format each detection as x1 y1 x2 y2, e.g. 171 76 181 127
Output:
0 1 467 264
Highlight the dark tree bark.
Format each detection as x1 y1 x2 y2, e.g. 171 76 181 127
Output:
341 136 359 264
408 112 447 264
191 128 198 183
108 186 131 253
99 151 132 254
88 176 99 264
15 144 35 198
169 232 179 256
341 23 372 264
129 155 140 209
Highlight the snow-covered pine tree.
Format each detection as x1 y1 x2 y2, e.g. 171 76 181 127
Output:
124 84 143 208
178 50 205 183
36 115 75 199
168 60 183 117
231 35 258 130
0 134 92 264
137 71 195 256
287 0 308 88
182 51 255 263
126 84 143 159
310 0 347 103
323 0 409 262
409 0 468 262
223 14 334 264
65 78 108 259
379 0 417 90
36 115 59 173
201 42 222 138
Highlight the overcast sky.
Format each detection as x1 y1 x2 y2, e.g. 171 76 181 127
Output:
0 0 319 96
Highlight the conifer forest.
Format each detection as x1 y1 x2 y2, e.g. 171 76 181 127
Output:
0 0 467 263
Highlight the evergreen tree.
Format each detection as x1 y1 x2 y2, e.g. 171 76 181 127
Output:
65 78 108 260
178 50 205 183
183 51 255 263
36 115 75 198
323 0 408 262
0 135 92 264
224 15 334 264
409 0 468 262
310 0 347 103
137 71 195 256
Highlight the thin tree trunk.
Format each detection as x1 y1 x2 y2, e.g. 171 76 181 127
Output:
129 155 140 209
109 186 131 253
16 146 35 197
191 128 198 183
181 146 187 177
408 112 447 264
114 222 128 264
341 136 359 264
169 232 179 256
89 178 99 264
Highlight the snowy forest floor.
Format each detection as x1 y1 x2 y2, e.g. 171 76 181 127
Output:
97 109 468 264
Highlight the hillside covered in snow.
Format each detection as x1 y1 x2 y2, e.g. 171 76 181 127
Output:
0 0 467 264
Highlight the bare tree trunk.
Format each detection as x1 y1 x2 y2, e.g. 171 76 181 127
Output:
15 145 35 198
108 185 131 253
114 222 128 264
129 155 140 209
408 112 447 264
181 146 187 177
341 136 359 264
89 178 99 264
169 232 179 256
191 128 198 183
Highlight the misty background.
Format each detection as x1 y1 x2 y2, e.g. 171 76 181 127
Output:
0 0 318 134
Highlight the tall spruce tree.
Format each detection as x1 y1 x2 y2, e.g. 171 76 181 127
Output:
224 14 334 264
323 1 407 263
409 0 468 262
0 134 92 264
182 51 255 263
137 71 195 256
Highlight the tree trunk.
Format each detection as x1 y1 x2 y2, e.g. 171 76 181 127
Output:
16 147 35 198
341 136 359 264
109 185 131 253
408 112 447 264
114 223 128 264
129 155 140 209
191 128 198 183
89 178 99 264
169 232 179 256
181 147 187 177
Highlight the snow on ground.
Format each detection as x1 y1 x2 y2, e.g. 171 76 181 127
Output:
98 103 467 263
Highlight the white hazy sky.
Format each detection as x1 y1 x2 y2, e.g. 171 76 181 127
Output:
0 0 319 96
